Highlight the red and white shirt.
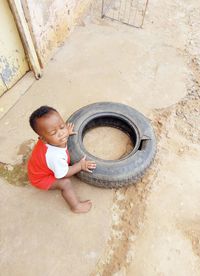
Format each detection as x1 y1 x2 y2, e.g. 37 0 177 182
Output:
28 139 70 190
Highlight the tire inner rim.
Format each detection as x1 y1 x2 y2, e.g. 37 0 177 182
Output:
81 114 140 161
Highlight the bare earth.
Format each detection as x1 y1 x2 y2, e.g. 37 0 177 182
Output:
0 0 200 275
89 0 200 275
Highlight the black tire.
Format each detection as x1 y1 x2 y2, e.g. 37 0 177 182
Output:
67 102 156 188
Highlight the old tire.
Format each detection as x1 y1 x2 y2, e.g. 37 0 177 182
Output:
67 102 156 188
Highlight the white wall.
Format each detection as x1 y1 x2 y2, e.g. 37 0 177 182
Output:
22 0 91 66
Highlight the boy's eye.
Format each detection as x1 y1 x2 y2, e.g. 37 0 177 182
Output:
60 125 65 129
50 131 56 136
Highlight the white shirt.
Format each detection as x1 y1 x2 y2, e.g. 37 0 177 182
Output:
45 144 69 179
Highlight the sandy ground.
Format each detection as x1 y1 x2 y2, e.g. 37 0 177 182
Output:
0 0 200 275
89 1 200 275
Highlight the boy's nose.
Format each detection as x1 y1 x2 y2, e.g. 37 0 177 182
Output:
58 129 66 137
58 130 64 137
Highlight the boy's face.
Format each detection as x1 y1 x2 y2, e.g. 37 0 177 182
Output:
35 111 69 148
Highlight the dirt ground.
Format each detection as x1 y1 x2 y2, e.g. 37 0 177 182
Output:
84 0 200 275
0 0 200 275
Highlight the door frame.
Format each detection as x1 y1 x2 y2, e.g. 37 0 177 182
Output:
8 0 42 79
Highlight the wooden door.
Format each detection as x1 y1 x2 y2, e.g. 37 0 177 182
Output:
0 0 29 96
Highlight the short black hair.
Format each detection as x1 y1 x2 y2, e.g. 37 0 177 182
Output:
29 105 57 133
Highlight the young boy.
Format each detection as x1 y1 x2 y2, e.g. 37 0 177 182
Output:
28 106 96 213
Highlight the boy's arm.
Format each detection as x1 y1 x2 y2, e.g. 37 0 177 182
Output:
64 156 96 178
65 162 82 177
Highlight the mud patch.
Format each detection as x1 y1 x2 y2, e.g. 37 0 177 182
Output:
17 139 34 157
0 139 34 186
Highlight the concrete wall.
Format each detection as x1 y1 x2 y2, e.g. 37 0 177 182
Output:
21 0 91 67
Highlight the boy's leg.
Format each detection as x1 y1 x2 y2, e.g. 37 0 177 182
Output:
50 178 92 213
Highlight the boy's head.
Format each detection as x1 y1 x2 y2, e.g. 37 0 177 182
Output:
29 106 69 147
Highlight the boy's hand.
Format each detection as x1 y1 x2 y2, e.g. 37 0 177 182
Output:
80 156 96 173
66 123 77 136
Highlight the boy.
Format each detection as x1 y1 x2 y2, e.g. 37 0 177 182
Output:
28 106 96 213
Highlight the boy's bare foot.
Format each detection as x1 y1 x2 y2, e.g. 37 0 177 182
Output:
72 200 92 213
